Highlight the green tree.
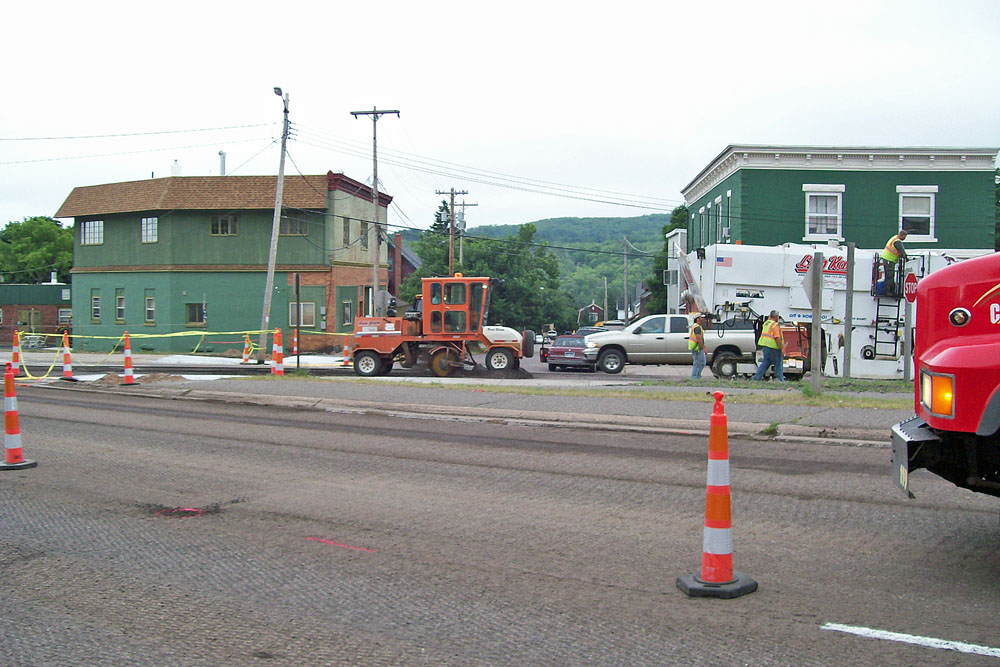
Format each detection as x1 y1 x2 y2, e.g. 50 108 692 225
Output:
0 217 73 283
644 205 689 314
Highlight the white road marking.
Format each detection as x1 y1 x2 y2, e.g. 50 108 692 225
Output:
822 623 1000 658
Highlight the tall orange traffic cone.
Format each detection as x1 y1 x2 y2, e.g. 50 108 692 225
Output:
293 328 299 357
342 340 351 367
121 331 138 385
60 331 76 381
677 391 757 599
11 330 22 377
1 362 36 470
241 334 251 364
271 328 284 376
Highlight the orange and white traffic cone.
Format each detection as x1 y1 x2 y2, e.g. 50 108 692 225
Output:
677 391 757 599
121 332 138 385
241 334 251 364
60 331 76 381
1 362 36 471
271 329 284 376
293 328 299 357
11 330 22 377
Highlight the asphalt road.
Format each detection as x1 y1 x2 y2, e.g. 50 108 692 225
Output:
3 387 999 665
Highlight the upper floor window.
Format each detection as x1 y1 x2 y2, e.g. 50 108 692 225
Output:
360 220 369 249
280 215 308 236
803 184 845 240
897 186 938 241
81 220 104 245
342 218 351 247
141 217 158 243
211 215 238 236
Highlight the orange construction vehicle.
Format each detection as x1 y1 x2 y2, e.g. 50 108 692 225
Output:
350 274 535 377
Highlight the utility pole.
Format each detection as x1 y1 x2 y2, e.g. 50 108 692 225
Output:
258 87 289 363
623 237 629 322
436 188 468 275
351 107 399 316
457 199 477 265
603 277 608 322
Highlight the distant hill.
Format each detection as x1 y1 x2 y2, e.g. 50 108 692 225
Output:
398 214 671 314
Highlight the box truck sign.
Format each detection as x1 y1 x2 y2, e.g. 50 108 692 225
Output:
793 254 848 276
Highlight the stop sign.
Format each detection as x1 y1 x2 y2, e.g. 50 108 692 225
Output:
904 272 918 303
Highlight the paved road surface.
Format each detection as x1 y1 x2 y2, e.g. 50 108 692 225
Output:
3 388 999 665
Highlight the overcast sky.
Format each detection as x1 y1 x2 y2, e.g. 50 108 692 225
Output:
2 0 997 234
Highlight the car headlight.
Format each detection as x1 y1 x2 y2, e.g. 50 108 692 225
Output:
920 369 954 418
586 341 598 349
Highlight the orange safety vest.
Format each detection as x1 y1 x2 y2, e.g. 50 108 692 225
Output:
881 235 903 262
758 319 782 350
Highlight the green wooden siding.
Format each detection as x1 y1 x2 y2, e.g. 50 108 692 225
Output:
687 169 994 251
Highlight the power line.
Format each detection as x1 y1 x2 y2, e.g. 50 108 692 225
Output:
0 123 274 141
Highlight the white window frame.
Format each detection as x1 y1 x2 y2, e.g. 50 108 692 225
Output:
802 184 845 241
81 220 104 245
115 289 125 322
289 302 316 328
714 196 723 243
58 308 72 325
897 185 938 242
141 217 158 243
144 291 156 323
91 292 101 321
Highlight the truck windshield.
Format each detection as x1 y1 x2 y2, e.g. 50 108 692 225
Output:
469 282 485 331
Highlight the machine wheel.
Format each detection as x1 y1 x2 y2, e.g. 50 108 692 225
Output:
429 348 459 377
378 359 394 376
548 363 558 372
711 352 740 378
522 330 535 358
486 347 515 372
354 351 383 377
597 348 626 374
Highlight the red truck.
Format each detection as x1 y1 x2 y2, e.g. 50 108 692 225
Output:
891 251 1000 498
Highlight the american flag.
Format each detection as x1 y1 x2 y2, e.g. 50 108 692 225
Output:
716 256 732 267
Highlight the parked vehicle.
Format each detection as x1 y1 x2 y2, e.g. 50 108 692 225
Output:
546 335 594 372
583 313 756 375
574 326 607 337
891 251 1000 498
351 275 534 377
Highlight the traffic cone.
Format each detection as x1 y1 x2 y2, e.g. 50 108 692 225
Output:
11 330 21 377
293 328 299 357
60 331 76 381
677 391 757 599
121 331 138 385
1 362 36 471
342 340 351 367
271 329 284 376
241 335 251 364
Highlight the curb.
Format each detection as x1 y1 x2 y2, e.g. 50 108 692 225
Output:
34 381 890 448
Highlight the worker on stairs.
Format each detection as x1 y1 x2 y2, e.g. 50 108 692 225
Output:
880 230 908 296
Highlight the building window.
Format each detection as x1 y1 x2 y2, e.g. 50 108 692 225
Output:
897 186 938 240
144 291 155 323
360 220 369 249
803 184 845 240
343 218 351 247
115 288 125 322
289 302 316 328
186 303 206 326
91 290 101 322
341 301 353 326
715 196 723 244
726 191 732 241
280 215 308 236
81 220 104 245
58 308 72 325
0 308 3 324
210 215 238 236
141 217 158 243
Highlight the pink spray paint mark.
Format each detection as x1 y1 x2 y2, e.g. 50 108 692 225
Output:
305 536 376 553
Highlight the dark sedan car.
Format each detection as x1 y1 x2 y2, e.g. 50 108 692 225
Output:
546 335 594 371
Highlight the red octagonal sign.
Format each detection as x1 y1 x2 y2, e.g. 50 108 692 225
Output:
904 272 919 303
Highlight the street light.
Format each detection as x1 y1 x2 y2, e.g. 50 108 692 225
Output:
257 87 290 362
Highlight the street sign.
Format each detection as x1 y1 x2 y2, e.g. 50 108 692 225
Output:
904 272 918 303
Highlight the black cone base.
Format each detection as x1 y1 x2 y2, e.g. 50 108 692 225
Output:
0 459 38 471
677 572 758 599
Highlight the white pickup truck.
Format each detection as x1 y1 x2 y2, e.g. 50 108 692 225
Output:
582 313 757 376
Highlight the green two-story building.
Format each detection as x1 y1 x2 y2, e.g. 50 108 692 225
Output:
681 145 998 252
56 172 391 353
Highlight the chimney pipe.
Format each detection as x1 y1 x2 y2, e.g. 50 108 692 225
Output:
219 150 227 176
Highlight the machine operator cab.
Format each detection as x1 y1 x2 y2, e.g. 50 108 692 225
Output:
421 274 492 337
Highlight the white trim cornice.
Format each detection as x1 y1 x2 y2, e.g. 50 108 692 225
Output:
681 145 999 204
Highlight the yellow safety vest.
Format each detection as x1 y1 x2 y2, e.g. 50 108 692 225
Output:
758 319 782 350
880 235 903 262
688 324 703 351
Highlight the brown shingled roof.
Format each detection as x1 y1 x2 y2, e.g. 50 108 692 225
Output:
55 173 332 218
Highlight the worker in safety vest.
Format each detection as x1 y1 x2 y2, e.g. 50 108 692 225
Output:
880 229 908 295
752 310 785 381
688 313 708 379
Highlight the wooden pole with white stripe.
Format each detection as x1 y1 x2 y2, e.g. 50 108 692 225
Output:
677 391 757 598
1 362 36 470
